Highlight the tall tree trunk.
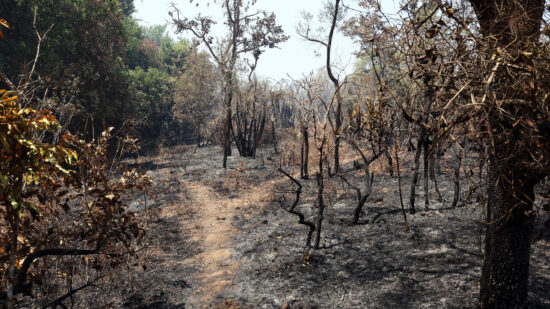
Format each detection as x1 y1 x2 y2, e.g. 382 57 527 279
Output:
301 125 309 179
334 91 342 174
223 89 232 168
423 137 429 210
326 0 341 174
314 170 325 249
252 111 266 158
409 135 423 214
480 158 536 308
223 72 234 167
384 149 393 177
271 120 277 153
465 1 546 307
452 149 462 208
314 141 326 249
223 0 240 168
430 151 443 202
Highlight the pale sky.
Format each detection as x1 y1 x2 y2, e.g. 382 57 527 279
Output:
133 0 399 81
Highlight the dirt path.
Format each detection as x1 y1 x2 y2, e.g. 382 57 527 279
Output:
185 180 241 307
182 162 276 308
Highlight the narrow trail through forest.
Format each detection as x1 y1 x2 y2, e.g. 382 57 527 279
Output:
158 147 278 308
119 146 549 309
186 180 240 306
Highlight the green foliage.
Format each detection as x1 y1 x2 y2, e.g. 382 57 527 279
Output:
0 90 150 303
0 0 132 134
117 0 135 16
159 38 190 76
126 67 175 148
125 23 190 73
123 17 146 70
173 50 218 145
0 89 76 218
0 0 196 152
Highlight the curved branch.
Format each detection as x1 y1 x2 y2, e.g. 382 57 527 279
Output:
16 248 104 292
277 168 316 247
326 0 341 86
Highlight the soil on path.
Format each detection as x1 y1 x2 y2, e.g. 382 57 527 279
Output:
119 145 277 309
185 180 243 307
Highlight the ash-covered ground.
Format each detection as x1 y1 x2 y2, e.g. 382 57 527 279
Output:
115 144 549 309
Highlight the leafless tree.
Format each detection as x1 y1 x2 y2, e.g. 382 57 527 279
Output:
297 0 347 174
171 0 288 168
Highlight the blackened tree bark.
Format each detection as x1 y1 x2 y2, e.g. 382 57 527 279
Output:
300 124 309 179
327 0 342 174
480 154 538 308
341 141 379 225
278 168 316 248
422 135 429 210
232 82 267 158
452 147 462 208
409 80 433 214
409 136 422 214
384 148 393 176
314 170 325 249
465 0 547 307
271 120 277 153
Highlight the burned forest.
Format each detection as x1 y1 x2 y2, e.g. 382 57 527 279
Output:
1 0 550 308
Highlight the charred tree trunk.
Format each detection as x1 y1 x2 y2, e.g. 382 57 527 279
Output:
465 1 546 306
300 125 309 179
252 109 266 158
314 139 326 249
345 140 380 224
410 85 432 214
409 135 423 214
480 158 537 308
452 149 462 208
314 170 325 249
430 151 443 203
278 168 316 248
423 137 429 210
223 81 233 169
326 0 341 174
195 123 201 148
339 170 374 225
384 149 393 177
384 125 394 176
232 101 266 158
333 92 342 174
271 120 277 153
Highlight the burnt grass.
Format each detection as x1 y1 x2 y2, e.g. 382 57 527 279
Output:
117 145 549 309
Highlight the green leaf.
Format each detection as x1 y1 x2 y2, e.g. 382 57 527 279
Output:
0 174 8 188
0 134 11 152
25 202 42 217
